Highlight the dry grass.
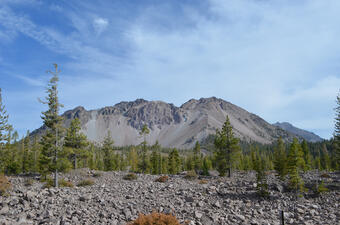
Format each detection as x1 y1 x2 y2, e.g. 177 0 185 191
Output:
77 179 94 187
155 176 169 183
0 174 11 196
198 179 208 184
127 212 187 225
60 179 74 188
320 173 331 178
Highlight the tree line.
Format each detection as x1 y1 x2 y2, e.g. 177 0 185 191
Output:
0 64 339 190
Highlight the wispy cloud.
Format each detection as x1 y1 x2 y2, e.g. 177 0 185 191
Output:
93 17 109 36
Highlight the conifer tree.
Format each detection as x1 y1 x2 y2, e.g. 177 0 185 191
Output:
102 131 114 171
254 153 269 197
0 88 11 146
287 138 304 193
64 118 89 169
301 140 312 171
0 88 12 173
274 137 287 180
202 156 212 176
193 141 202 173
150 141 161 174
39 64 64 187
168 148 180 174
21 131 31 173
334 91 340 169
214 116 240 177
128 147 139 172
138 124 150 173
320 144 330 171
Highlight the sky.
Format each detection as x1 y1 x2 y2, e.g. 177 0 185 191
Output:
0 0 339 139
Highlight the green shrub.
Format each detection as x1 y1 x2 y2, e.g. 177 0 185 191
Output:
42 177 54 189
316 181 329 194
0 174 11 196
155 176 169 183
184 170 197 180
123 173 137 181
77 179 94 187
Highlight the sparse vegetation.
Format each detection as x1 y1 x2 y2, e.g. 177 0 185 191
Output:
77 179 94 187
0 174 11 196
316 181 329 195
184 170 197 180
59 179 74 188
127 211 185 225
155 175 168 183
123 173 137 181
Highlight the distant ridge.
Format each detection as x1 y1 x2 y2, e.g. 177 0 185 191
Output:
273 122 323 143
33 97 298 148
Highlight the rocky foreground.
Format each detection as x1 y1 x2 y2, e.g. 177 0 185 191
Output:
0 170 339 225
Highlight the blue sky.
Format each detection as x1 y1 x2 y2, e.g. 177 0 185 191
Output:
0 0 339 139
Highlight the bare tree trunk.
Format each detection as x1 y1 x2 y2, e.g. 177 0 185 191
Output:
54 128 58 188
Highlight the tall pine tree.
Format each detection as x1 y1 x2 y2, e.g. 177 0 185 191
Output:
39 64 64 187
274 137 287 180
287 138 304 193
334 91 340 170
214 116 240 177
0 88 12 173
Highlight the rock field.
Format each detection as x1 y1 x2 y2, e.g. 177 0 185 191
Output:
0 169 339 225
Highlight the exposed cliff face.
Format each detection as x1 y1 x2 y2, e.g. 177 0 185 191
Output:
33 97 296 148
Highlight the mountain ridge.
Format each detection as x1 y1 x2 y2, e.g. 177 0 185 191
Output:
273 122 323 143
33 97 298 148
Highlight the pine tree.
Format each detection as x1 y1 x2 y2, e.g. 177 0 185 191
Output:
102 131 114 171
334 91 340 169
214 116 240 177
193 141 202 173
274 137 287 179
39 64 64 187
0 88 12 173
64 118 89 169
138 124 150 173
254 154 269 197
202 156 212 176
150 141 161 174
320 144 330 171
287 138 304 193
21 131 31 173
301 140 312 171
168 148 180 174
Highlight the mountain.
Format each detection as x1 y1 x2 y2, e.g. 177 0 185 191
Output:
273 122 323 143
33 97 296 148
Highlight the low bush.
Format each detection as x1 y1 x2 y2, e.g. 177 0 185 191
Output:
184 170 197 180
123 173 137 181
155 176 169 183
42 177 54 189
127 212 186 225
198 179 208 184
316 181 329 194
0 174 11 196
77 179 94 187
93 172 102 178
24 178 35 186
60 179 74 188
320 173 331 179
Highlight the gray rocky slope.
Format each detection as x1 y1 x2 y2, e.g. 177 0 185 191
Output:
0 170 339 225
273 122 323 143
33 97 295 148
